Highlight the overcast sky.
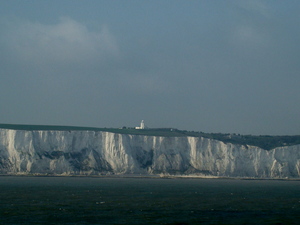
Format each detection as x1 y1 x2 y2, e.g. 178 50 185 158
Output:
0 0 299 135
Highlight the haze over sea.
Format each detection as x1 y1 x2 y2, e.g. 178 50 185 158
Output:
0 176 299 224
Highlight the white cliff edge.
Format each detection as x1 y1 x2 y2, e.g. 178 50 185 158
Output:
0 129 299 178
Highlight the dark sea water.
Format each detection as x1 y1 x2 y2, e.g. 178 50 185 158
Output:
0 177 300 224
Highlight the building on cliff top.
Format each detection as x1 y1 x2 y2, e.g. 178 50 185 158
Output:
135 120 146 129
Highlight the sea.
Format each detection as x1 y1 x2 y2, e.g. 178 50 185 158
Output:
0 176 299 224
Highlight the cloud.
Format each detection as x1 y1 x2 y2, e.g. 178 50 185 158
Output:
1 17 119 65
232 25 269 47
234 0 270 18
228 1 272 50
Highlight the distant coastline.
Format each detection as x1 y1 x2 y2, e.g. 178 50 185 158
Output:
1 123 300 150
1 173 300 181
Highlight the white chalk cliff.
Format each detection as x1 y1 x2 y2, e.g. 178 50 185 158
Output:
0 129 300 178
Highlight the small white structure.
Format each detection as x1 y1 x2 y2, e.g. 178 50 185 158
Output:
135 120 146 129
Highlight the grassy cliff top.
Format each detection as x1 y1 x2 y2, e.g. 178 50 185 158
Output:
0 123 299 150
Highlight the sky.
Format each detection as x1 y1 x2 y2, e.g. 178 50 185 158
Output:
0 0 299 135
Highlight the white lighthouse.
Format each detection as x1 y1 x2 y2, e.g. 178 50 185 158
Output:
135 120 146 129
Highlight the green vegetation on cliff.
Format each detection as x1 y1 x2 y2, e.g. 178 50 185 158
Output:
0 123 299 150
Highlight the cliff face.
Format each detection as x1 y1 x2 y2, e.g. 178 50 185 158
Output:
0 129 299 178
